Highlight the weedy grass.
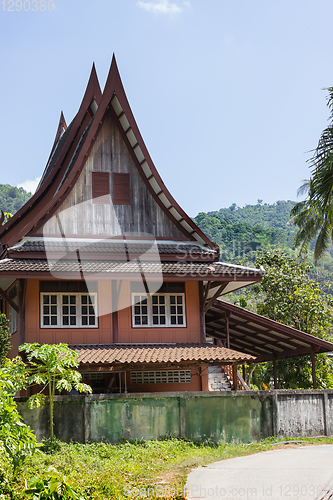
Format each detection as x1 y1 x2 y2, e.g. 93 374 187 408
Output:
4 436 333 499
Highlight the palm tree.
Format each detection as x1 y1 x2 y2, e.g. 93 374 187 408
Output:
291 87 333 262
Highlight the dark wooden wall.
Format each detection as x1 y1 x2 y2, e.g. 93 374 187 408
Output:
38 109 185 239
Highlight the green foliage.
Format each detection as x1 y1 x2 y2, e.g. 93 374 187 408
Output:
252 248 333 337
0 315 10 367
0 184 31 216
291 87 333 262
24 466 84 500
243 248 333 389
0 369 38 471
194 201 333 293
194 201 297 266
8 438 333 499
19 343 92 439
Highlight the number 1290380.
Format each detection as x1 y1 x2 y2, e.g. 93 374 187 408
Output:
2 0 54 11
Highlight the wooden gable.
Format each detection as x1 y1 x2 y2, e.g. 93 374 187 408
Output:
0 56 216 251
36 107 186 239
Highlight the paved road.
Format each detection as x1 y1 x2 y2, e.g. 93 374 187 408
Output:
186 445 333 500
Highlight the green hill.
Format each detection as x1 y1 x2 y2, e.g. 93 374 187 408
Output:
0 184 32 215
194 201 333 290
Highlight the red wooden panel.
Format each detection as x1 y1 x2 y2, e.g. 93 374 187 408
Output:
113 173 131 205
92 172 110 204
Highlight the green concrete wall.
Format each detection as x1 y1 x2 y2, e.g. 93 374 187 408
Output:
15 390 333 444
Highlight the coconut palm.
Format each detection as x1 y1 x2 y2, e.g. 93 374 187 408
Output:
291 87 333 262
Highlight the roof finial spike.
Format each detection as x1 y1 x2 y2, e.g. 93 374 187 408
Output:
59 111 67 130
103 53 122 93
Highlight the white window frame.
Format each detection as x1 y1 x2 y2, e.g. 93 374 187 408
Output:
40 292 98 328
131 293 186 328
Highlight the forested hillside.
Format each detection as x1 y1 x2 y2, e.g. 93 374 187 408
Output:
0 184 31 214
194 200 333 284
194 201 296 264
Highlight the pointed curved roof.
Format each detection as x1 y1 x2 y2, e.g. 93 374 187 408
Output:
0 63 102 247
0 57 216 251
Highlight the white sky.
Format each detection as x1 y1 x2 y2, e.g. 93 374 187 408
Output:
1 0 333 215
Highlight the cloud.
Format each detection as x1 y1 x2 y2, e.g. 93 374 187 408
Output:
17 177 41 194
137 0 187 15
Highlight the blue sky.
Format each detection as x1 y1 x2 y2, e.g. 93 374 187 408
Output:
1 0 333 216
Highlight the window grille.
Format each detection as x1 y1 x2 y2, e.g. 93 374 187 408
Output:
82 373 103 380
131 370 191 384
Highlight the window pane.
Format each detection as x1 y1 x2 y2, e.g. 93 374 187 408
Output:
171 316 176 325
51 317 57 325
160 316 166 325
152 296 158 304
63 317 69 325
89 306 95 315
177 306 183 314
43 296 49 305
70 317 76 325
89 317 95 325
63 306 68 314
170 306 176 314
82 306 87 315
159 296 165 304
153 316 158 325
178 317 183 325
135 316 141 325
70 306 76 315
43 316 50 325
51 295 57 304
170 296 175 304
51 306 57 315
152 306 158 315
142 316 148 325
81 295 87 304
177 296 183 304
70 296 76 304
62 295 68 304
160 306 165 314
43 306 49 315
82 317 88 325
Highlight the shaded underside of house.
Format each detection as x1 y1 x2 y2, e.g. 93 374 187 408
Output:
206 299 333 363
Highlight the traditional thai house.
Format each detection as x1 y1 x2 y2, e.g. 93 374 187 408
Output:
0 57 332 393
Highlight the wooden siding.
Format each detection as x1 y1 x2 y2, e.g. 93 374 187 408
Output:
118 281 201 344
37 108 184 238
24 279 201 346
26 280 113 345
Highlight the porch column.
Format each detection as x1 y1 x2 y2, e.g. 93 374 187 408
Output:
232 362 238 390
199 282 206 343
18 279 27 346
311 350 317 389
225 311 230 348
273 356 278 389
111 280 122 344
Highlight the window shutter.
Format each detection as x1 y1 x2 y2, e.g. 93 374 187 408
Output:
92 172 110 204
113 173 131 205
